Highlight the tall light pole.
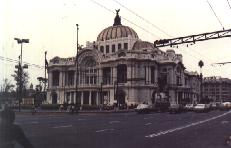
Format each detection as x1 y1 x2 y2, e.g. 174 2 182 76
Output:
75 24 79 105
45 51 48 102
198 60 204 102
14 38 29 111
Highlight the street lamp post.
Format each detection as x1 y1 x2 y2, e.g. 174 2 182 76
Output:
14 38 29 112
75 24 79 105
45 51 48 102
198 60 204 102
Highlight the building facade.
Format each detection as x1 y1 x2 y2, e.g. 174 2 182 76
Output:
203 76 231 102
46 11 200 106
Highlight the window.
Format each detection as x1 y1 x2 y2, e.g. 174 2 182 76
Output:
103 67 111 84
118 43 121 50
151 66 155 84
100 46 104 53
124 43 128 50
52 71 60 86
66 71 74 86
117 64 127 83
106 45 109 53
112 44 115 53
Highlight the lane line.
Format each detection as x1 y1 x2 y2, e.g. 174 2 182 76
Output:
146 111 231 138
96 128 115 133
109 121 120 124
145 123 152 126
78 118 86 121
52 125 72 128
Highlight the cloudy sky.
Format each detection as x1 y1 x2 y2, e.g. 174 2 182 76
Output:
1 0 231 87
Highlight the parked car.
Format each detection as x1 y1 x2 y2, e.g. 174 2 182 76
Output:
193 104 210 112
135 103 152 113
184 104 194 111
169 104 184 113
211 102 221 110
154 101 170 112
219 102 231 110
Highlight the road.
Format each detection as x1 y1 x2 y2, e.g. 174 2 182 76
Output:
15 110 231 148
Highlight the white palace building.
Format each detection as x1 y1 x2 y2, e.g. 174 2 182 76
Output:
46 10 201 107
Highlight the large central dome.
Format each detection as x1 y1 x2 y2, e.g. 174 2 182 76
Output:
97 9 139 41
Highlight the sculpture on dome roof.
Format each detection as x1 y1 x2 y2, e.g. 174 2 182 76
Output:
113 9 121 26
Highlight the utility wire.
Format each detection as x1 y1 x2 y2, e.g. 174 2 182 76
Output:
89 0 161 39
227 0 231 9
111 0 172 38
90 0 216 71
0 56 45 69
207 0 225 30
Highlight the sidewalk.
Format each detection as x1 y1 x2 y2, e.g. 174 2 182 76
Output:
14 109 135 115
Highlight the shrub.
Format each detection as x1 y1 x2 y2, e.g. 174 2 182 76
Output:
40 104 59 110
81 105 99 110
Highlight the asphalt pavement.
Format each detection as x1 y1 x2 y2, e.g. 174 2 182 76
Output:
14 110 231 148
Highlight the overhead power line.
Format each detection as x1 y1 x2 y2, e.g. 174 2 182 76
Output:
89 0 218 70
89 0 161 39
111 0 172 38
227 0 231 9
0 56 45 69
207 0 225 30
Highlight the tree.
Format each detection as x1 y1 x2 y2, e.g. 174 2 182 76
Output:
11 68 29 89
11 67 29 101
0 78 15 104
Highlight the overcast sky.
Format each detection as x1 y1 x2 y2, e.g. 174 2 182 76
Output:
1 0 231 87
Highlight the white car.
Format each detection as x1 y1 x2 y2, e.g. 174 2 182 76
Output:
184 104 194 111
193 104 210 112
220 102 231 110
135 104 152 113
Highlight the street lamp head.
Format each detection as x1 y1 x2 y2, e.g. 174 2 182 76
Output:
22 39 29 43
14 38 29 44
14 38 22 44
23 64 28 69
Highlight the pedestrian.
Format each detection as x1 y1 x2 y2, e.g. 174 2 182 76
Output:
31 106 37 115
0 107 34 148
226 135 231 146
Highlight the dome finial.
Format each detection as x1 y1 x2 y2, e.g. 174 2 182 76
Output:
113 9 121 26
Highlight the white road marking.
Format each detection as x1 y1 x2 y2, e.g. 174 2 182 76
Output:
78 118 86 121
221 121 229 124
52 125 72 128
96 128 115 133
145 123 152 126
109 121 120 124
144 117 154 120
146 111 231 138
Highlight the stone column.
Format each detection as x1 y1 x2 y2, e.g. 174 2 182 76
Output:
113 66 117 83
99 68 103 84
81 91 83 105
96 92 99 105
48 72 52 88
127 65 132 84
89 91 92 105
59 70 62 87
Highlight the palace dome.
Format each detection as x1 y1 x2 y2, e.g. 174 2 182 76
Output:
96 9 139 41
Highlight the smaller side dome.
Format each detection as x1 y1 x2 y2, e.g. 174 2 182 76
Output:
132 41 155 50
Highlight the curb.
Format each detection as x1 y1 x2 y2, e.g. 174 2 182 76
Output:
15 109 135 115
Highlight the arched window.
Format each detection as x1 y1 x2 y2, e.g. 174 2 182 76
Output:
112 44 115 53
81 57 97 85
118 43 121 50
106 45 109 53
100 46 104 53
